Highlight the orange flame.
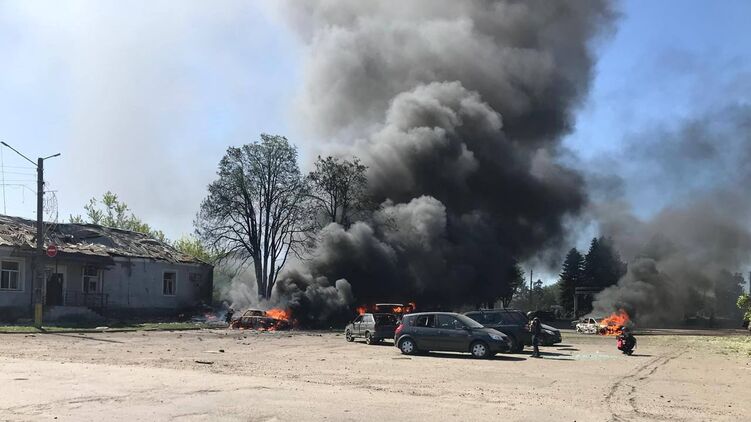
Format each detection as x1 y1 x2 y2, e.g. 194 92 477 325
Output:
265 308 291 322
599 309 631 336
356 302 416 315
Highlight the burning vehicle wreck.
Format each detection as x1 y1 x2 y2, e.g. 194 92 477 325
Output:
229 309 292 331
576 310 632 335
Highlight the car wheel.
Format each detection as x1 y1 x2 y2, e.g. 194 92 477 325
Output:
470 341 490 359
399 338 416 355
365 331 374 345
345 330 354 342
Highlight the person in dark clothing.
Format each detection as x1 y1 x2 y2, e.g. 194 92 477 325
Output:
617 326 637 355
224 307 235 325
529 316 543 358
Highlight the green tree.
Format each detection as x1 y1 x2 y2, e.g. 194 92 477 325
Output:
173 235 221 264
714 271 744 318
580 237 626 314
308 155 369 228
582 237 626 288
70 191 165 241
196 134 309 300
738 294 751 329
558 248 584 315
498 261 525 308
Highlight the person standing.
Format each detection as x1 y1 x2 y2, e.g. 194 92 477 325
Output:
529 316 542 358
224 307 235 325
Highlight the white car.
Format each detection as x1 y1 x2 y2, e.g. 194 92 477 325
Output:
575 317 602 334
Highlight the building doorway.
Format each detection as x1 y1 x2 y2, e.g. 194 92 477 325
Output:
45 266 66 307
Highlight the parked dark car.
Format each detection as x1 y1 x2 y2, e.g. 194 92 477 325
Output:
464 309 562 353
526 310 557 323
345 313 398 344
393 312 510 358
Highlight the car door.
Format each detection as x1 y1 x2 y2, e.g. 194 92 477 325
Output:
435 314 472 352
363 314 375 335
352 315 363 336
412 314 438 349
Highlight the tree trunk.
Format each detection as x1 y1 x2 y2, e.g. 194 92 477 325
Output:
253 253 265 300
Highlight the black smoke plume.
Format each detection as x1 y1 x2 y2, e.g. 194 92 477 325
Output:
591 105 751 324
272 0 615 318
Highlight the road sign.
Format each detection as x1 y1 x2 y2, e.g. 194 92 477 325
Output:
46 244 58 258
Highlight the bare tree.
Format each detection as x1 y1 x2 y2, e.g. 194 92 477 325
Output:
196 134 309 299
308 155 368 228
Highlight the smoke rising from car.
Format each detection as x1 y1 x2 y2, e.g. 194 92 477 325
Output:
591 105 751 324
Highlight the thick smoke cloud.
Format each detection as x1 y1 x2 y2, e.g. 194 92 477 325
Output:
591 105 751 324
276 1 614 312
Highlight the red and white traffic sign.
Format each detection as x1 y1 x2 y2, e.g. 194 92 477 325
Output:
46 244 58 258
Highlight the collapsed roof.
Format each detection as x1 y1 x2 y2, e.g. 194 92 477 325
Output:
0 215 205 264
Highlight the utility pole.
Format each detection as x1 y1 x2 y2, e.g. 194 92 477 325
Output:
0 142 60 327
529 268 533 311
35 157 44 326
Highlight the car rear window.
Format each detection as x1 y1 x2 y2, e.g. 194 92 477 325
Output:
503 312 528 324
375 314 397 325
483 312 504 324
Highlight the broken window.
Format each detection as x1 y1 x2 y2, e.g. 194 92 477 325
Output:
82 265 101 293
0 260 21 291
163 271 176 296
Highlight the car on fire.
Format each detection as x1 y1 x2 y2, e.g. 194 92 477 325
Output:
576 316 624 335
575 317 602 334
345 313 398 344
230 309 291 330
464 309 562 352
394 312 511 358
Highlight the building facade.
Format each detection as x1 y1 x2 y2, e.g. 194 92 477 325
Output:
0 216 213 321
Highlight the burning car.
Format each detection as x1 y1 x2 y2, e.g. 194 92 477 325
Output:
575 317 602 334
356 302 416 319
230 308 292 331
575 310 631 335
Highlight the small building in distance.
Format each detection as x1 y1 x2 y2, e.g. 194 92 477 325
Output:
0 215 213 322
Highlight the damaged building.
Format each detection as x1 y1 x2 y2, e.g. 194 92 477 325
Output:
0 215 213 322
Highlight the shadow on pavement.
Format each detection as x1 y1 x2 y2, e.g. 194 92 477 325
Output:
412 352 527 362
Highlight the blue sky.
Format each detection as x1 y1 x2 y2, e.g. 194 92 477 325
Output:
1 0 749 244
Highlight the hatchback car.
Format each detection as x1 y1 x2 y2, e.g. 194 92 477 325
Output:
345 313 398 344
394 312 510 358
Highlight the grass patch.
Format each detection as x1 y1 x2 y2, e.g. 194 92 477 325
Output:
686 335 751 356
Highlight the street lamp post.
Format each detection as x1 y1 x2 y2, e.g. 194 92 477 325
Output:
1 142 60 327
